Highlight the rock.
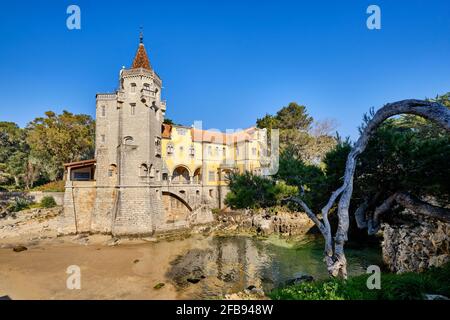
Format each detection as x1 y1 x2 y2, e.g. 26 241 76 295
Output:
12 245 28 252
106 237 120 246
382 208 450 273
153 282 165 289
425 294 449 300
285 275 314 286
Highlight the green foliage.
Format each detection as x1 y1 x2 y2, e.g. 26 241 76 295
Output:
40 196 57 208
257 102 336 165
270 263 450 300
7 197 32 213
163 118 175 125
26 110 95 181
225 172 298 209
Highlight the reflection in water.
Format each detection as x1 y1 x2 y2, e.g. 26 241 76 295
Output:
166 235 382 299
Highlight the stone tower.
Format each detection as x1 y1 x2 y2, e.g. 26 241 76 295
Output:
92 33 166 236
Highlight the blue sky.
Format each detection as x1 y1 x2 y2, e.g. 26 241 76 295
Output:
0 0 449 139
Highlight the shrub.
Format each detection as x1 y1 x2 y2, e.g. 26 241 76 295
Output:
40 196 57 208
7 197 31 212
270 262 450 300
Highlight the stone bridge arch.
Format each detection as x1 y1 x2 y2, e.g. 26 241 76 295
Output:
162 191 193 223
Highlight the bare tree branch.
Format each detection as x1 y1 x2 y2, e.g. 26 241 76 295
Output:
289 99 450 278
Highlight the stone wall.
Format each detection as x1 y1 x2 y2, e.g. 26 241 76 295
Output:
59 181 96 234
0 191 64 206
382 209 450 273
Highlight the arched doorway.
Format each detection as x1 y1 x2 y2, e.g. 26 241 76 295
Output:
162 191 192 223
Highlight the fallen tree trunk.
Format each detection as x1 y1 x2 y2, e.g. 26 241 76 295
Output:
289 99 450 278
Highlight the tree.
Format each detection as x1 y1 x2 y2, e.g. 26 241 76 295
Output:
163 118 175 125
289 99 450 278
0 122 33 188
257 102 336 164
26 111 95 181
225 172 298 209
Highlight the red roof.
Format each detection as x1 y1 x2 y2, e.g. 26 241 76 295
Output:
132 43 152 70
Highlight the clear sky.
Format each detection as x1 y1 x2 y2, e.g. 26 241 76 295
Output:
0 0 449 139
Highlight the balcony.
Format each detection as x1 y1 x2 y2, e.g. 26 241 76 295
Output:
141 88 155 103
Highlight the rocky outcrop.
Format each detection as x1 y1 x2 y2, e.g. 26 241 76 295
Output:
382 209 450 273
216 209 315 236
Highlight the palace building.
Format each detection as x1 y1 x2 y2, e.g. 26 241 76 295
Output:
61 35 270 236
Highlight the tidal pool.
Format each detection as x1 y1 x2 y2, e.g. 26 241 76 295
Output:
0 233 382 299
166 234 382 299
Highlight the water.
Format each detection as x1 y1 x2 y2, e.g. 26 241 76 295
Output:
165 234 382 299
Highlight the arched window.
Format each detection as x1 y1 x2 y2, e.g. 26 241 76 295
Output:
124 136 134 145
172 166 190 184
193 167 201 184
108 164 117 177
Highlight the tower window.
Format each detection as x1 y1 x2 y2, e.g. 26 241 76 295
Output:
130 103 136 115
130 83 136 93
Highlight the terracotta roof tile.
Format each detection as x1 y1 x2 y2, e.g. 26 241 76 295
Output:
132 43 152 70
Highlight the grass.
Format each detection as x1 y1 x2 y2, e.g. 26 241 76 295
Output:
269 262 450 300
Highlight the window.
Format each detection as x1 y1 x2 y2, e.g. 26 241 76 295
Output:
101 134 105 143
209 189 214 197
124 136 134 145
130 83 136 93
155 137 162 156
108 164 117 177
223 147 226 156
73 172 91 181
167 143 174 155
130 103 136 115
101 106 106 117
208 146 212 156
179 146 184 154
215 146 219 156
189 145 195 157
208 171 215 182
162 173 168 181
196 190 200 196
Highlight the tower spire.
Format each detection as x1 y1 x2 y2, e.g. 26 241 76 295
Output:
139 26 144 44
131 28 152 70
